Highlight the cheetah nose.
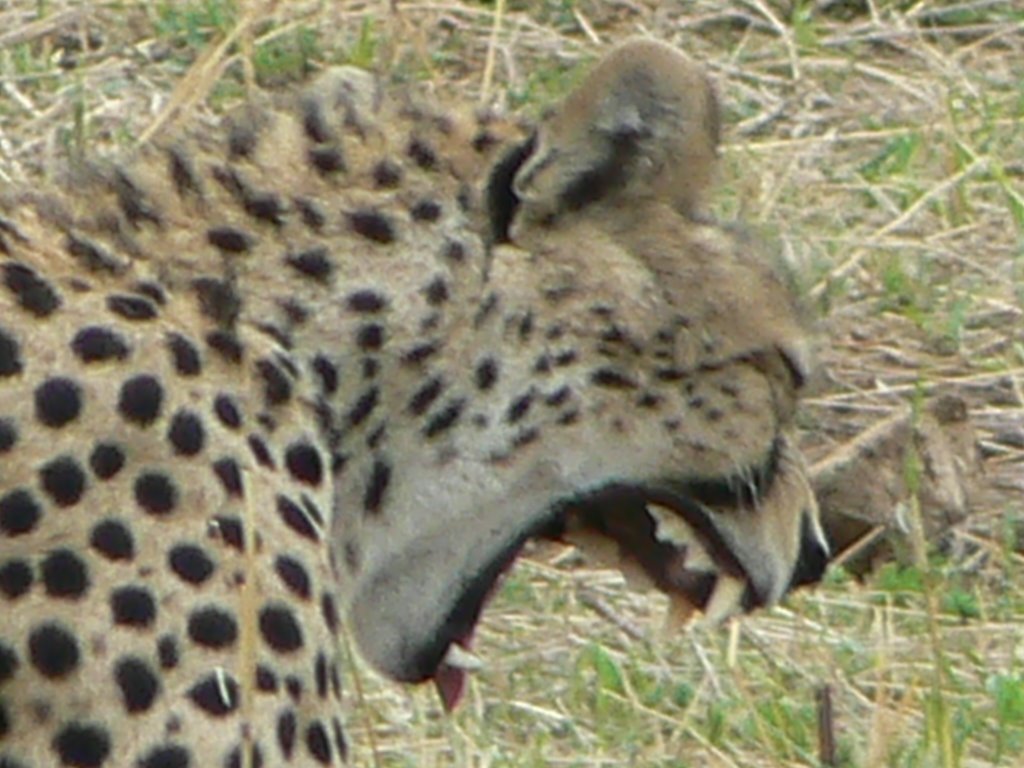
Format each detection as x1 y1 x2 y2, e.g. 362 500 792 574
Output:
789 512 829 590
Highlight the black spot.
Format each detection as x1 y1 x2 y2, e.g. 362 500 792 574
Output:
157 636 179 670
107 294 158 321
277 495 318 540
407 138 437 170
28 622 79 678
118 375 164 426
52 722 110 767
306 721 332 764
188 672 239 716
187 606 237 649
506 391 534 424
311 355 338 394
255 358 291 406
423 398 465 438
256 665 278 691
590 367 637 389
442 239 466 263
355 324 384 352
347 387 378 427
110 586 157 627
286 247 333 282
0 327 22 377
168 146 202 198
259 605 303 653
285 442 323 486
34 377 83 428
285 675 303 702
169 544 215 585
223 744 264 768
0 417 17 452
167 410 205 456
511 427 540 449
275 556 311 600
423 276 449 305
361 357 379 378
362 458 391 515
192 277 241 328
205 330 244 363
302 101 331 142
0 697 9 740
244 190 288 225
89 443 125 480
372 160 402 188
320 593 339 634
410 199 442 222
210 515 244 550
3 262 61 317
0 559 32 598
90 519 134 561
0 640 18 683
212 458 243 497
332 718 348 761
207 226 254 254
167 333 202 376
213 395 242 429
346 290 387 313
133 281 166 306
277 710 297 758
315 652 329 698
39 455 87 507
546 386 572 407
134 472 178 515
248 434 275 469
114 656 160 713
401 341 439 366
41 549 89 599
408 376 444 416
137 744 191 768
473 358 499 391
309 145 346 174
349 210 396 244
0 488 41 536
65 238 106 278
71 326 130 363
296 197 326 230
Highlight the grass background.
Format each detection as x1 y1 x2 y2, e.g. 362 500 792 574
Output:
1 1 1022 766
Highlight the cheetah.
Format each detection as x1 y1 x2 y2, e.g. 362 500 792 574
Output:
0 39 828 767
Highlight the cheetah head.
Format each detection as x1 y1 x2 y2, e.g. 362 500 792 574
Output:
334 39 828 708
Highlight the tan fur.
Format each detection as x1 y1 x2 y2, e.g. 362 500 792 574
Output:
0 40 825 767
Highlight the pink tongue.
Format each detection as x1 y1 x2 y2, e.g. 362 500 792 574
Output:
433 661 467 712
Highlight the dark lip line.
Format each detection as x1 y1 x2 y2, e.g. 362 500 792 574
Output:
421 457 782 681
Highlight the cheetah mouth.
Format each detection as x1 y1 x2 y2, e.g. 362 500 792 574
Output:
431 484 764 712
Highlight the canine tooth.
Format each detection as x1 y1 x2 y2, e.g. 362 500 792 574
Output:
664 594 699 631
443 644 484 671
646 504 714 570
702 573 746 624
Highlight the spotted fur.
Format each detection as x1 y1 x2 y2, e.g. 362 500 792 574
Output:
0 39 827 767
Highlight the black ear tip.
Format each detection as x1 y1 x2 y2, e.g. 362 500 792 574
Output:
484 132 537 244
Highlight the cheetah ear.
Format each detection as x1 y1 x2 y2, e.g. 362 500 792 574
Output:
500 38 720 239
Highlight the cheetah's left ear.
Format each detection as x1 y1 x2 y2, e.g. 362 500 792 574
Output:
490 39 721 241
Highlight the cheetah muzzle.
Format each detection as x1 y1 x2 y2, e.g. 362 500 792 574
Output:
0 38 827 766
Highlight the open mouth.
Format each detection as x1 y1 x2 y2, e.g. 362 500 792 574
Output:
428 483 769 712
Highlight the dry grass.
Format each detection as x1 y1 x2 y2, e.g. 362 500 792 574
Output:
2 1 1023 766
